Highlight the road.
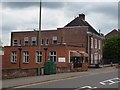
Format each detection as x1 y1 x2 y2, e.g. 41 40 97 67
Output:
11 67 119 90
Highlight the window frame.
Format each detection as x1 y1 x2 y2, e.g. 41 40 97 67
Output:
41 39 44 45
36 51 42 63
23 51 29 63
45 39 49 45
52 36 57 44
95 39 97 49
98 40 101 49
31 37 37 46
13 39 18 46
24 37 29 46
91 37 93 48
49 51 57 62
11 51 17 63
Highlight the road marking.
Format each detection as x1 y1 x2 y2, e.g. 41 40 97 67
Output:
12 70 117 89
74 86 97 90
100 77 120 85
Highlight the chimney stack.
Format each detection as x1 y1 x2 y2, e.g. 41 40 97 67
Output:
79 13 85 20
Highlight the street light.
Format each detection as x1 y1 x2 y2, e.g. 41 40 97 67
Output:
37 0 42 76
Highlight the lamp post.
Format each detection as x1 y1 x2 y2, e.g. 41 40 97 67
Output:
37 0 42 76
44 48 48 62
18 46 22 69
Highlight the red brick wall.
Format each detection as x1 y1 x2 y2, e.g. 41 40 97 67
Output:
9 26 104 67
2 45 72 69
11 31 38 46
58 27 88 47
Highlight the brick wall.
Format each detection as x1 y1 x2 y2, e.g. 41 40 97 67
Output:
2 68 37 79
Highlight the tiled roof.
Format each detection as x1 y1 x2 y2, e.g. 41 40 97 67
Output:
64 16 100 35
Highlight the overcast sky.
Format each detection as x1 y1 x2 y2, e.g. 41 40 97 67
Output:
1 1 118 46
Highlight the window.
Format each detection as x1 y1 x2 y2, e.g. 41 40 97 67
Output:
32 37 36 46
49 51 57 62
23 51 29 63
24 37 29 46
11 51 17 63
99 40 101 49
36 51 42 63
13 39 18 46
52 36 57 44
45 39 49 45
95 39 97 48
91 37 93 48
41 39 44 45
91 54 93 64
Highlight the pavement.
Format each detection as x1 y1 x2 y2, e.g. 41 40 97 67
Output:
1 66 118 89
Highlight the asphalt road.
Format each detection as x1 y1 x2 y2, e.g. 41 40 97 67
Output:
12 68 119 90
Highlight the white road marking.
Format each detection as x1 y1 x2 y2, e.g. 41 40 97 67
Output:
100 77 120 85
80 86 97 90
81 86 93 89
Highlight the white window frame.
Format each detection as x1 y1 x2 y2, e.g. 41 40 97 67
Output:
23 51 29 63
41 39 44 45
49 51 57 62
36 51 42 63
13 39 18 46
45 39 49 45
99 40 101 49
52 36 57 44
11 51 17 63
91 54 93 64
24 37 29 46
31 37 37 46
95 39 97 49
91 37 93 48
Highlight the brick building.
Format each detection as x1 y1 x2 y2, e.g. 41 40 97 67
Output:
105 29 120 39
2 14 104 78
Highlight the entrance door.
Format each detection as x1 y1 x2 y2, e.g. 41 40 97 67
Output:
70 57 83 68
94 53 98 64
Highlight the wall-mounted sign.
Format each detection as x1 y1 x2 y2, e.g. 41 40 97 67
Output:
58 57 65 62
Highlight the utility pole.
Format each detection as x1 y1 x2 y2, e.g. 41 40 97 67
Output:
37 0 42 76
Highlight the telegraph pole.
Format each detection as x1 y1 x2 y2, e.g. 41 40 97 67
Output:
38 0 42 76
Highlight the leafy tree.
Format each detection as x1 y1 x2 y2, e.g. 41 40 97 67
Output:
103 35 120 64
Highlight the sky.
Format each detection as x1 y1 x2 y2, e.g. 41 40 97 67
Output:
1 0 119 46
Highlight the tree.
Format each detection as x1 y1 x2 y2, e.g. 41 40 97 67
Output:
103 36 120 64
